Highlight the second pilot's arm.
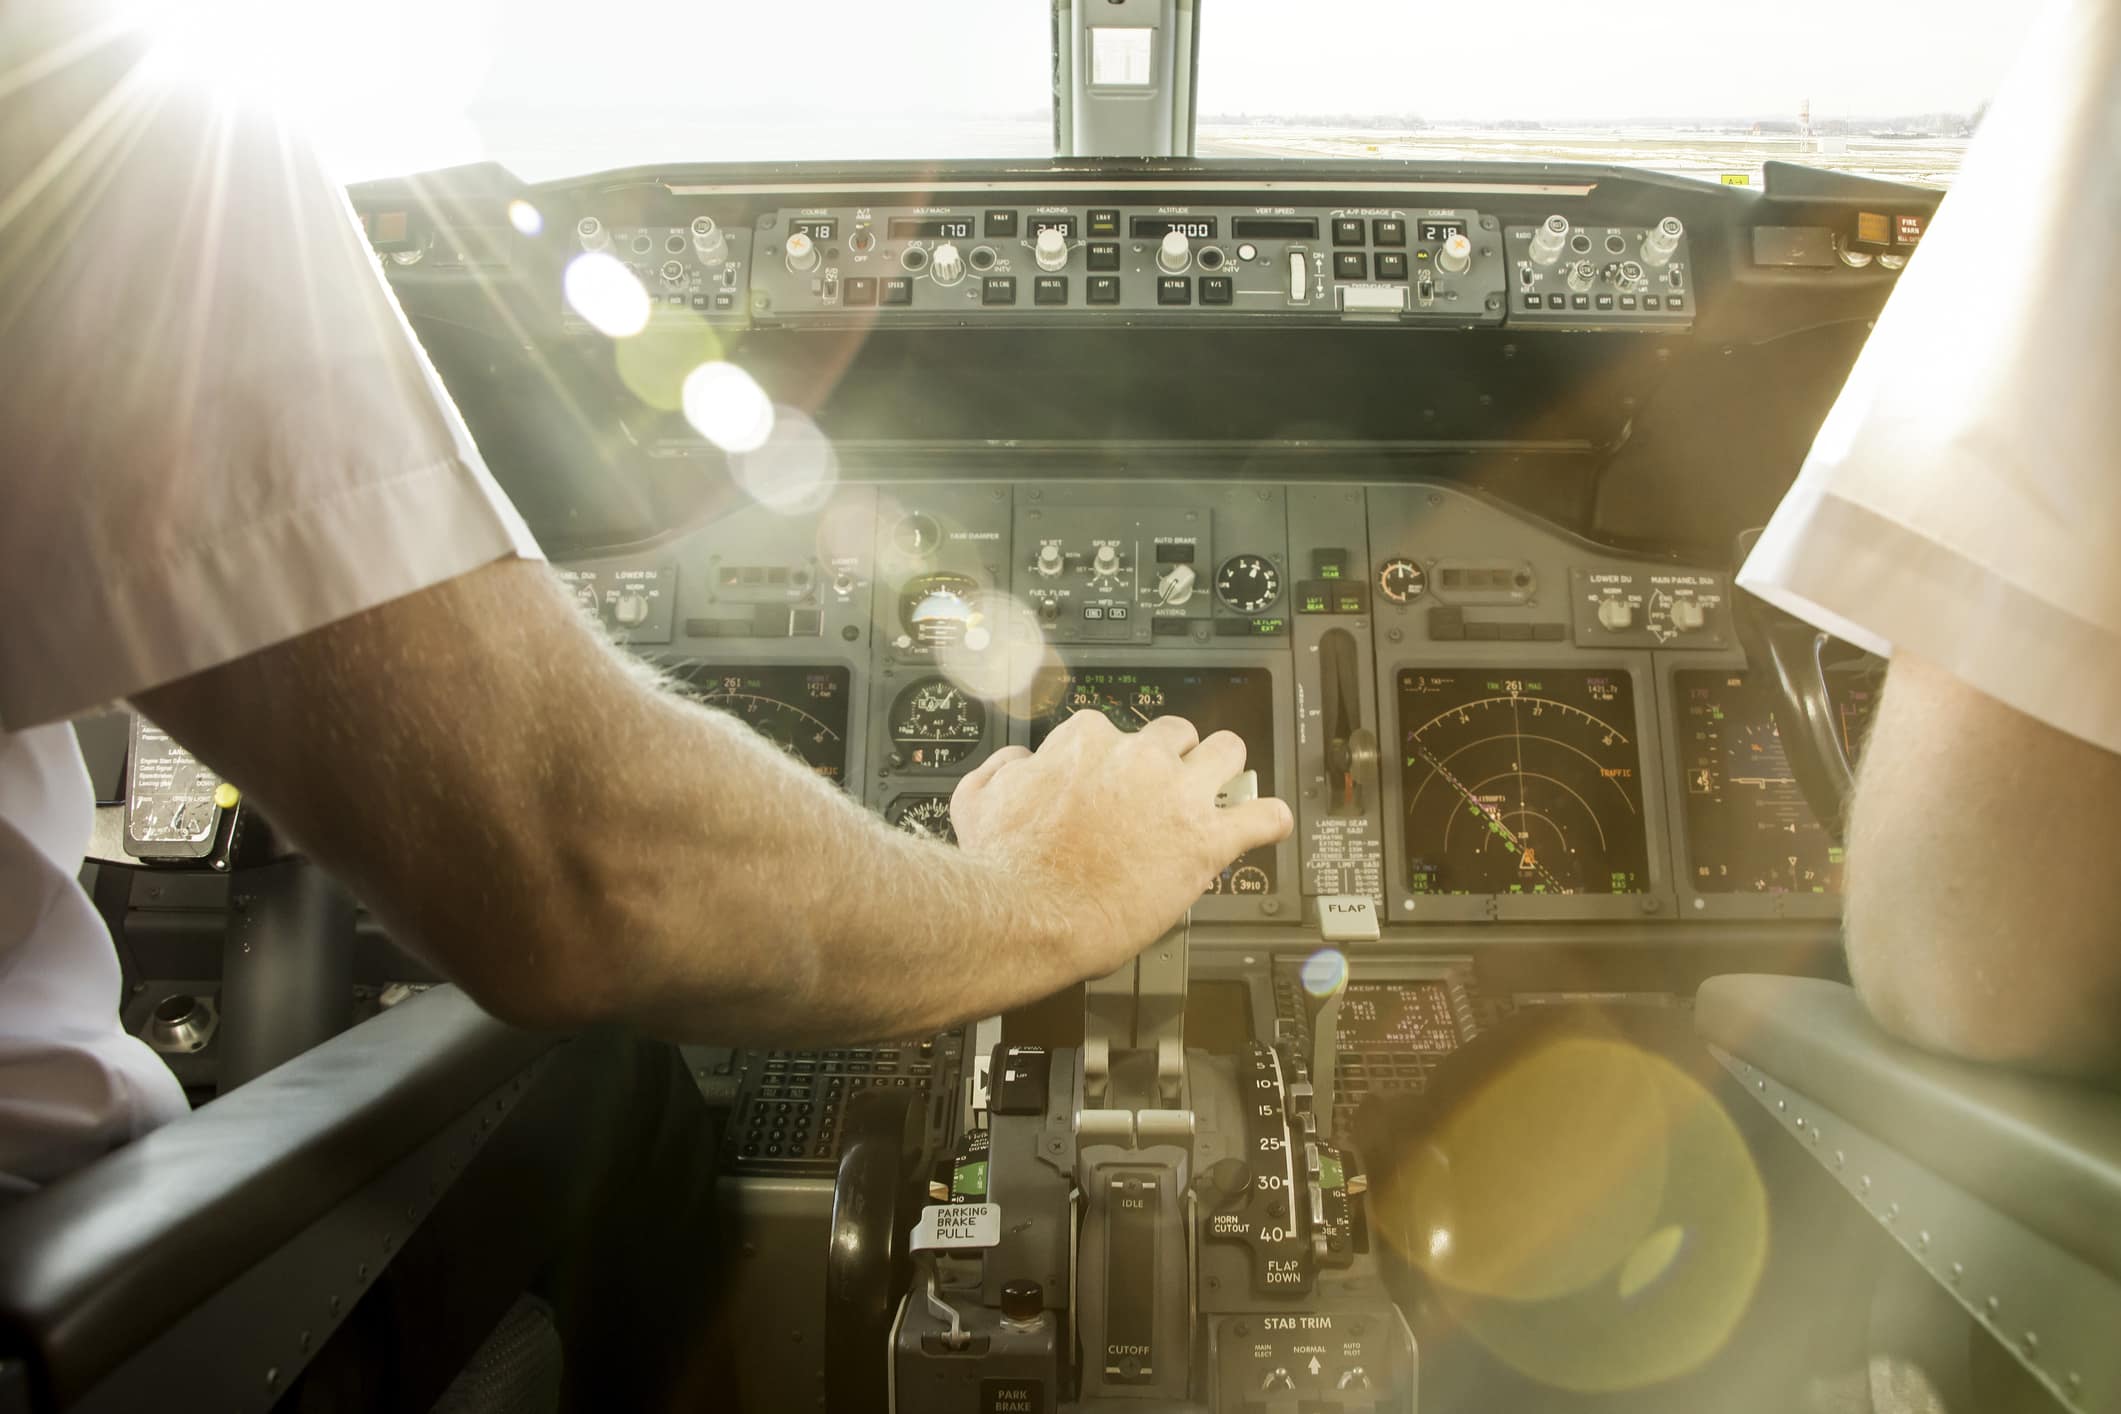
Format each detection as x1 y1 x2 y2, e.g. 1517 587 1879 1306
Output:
1738 0 2121 1074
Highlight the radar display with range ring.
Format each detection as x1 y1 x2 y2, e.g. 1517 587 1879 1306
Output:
670 664 851 786
1397 669 1648 895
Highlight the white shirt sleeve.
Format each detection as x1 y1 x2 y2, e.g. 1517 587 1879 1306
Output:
1737 0 2121 756
0 10 541 732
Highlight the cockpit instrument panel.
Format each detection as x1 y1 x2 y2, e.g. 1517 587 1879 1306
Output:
1397 669 1650 896
672 665 852 787
1674 669 1879 895
1032 666 1279 895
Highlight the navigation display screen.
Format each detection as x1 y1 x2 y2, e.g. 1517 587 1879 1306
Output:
1337 982 1460 1053
1031 666 1277 895
1674 669 1880 894
1397 669 1650 895
671 664 851 787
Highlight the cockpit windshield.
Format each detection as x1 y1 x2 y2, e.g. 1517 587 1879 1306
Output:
245 0 2014 188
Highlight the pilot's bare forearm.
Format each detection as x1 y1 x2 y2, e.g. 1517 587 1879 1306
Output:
1842 654 2121 1074
134 560 1086 1042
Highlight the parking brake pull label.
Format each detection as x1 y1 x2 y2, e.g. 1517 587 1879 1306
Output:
911 1202 1001 1252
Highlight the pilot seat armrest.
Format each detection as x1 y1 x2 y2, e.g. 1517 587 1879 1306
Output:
1697 973 2121 1413
0 985 555 1411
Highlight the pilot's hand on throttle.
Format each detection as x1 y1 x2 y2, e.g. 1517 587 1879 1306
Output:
950 710 1293 978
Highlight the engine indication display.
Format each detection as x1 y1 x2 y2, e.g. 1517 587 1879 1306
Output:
889 677 986 770
1032 666 1278 895
1397 669 1649 895
673 664 851 786
1675 669 1879 894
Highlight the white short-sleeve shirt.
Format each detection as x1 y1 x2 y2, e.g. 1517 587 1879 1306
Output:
0 9 541 1192
1738 0 2121 756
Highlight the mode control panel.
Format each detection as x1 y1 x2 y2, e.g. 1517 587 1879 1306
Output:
1506 213 1694 330
747 205 1507 326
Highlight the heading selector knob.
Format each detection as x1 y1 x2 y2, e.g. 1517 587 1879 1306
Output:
784 230 819 274
1437 231 1473 275
930 241 966 286
1530 213 1570 266
1158 229 1192 273
1034 226 1069 272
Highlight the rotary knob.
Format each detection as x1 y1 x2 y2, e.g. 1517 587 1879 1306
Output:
1566 259 1598 293
1157 229 1191 273
576 216 609 253
1035 543 1065 578
1668 597 1707 632
1612 259 1646 294
1642 215 1684 266
784 230 819 274
1092 544 1120 577
1597 598 1635 631
1530 213 1570 266
691 215 727 264
1034 227 1069 272
1156 563 1197 606
613 590 650 627
930 241 965 286
1437 231 1473 275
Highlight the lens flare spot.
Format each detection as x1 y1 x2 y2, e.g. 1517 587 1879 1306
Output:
1301 948 1348 999
731 409 837 514
507 200 543 237
1615 1223 1686 1300
618 328 724 412
682 361 775 452
1366 1030 1766 1393
937 594 1053 705
564 252 650 338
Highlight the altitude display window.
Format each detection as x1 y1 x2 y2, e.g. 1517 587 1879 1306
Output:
1031 667 1277 896
1397 669 1649 896
1674 669 1879 894
671 664 851 787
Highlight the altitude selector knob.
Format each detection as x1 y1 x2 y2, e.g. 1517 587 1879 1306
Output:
784 230 819 274
1158 229 1192 273
1035 226 1069 272
1437 231 1473 275
930 241 965 285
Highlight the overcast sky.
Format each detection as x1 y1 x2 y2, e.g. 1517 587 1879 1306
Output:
284 0 2028 178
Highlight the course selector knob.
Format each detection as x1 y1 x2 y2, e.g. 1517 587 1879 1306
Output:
1158 229 1191 273
1034 226 1069 272
1597 598 1634 631
784 230 819 274
1438 231 1473 274
930 242 965 286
